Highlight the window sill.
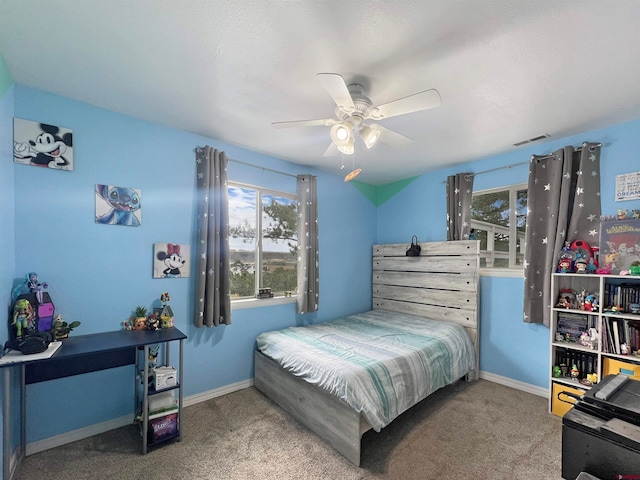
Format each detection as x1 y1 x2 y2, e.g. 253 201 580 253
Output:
231 296 297 310
480 268 524 278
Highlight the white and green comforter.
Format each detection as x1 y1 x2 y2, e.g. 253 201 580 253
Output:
256 309 476 432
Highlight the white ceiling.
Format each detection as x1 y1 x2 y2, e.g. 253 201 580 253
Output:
1 1 640 185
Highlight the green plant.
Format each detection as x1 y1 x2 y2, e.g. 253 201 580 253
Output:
631 261 640 267
134 306 148 318
51 318 81 338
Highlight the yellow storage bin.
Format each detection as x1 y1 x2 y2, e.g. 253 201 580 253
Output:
602 357 640 380
551 382 586 417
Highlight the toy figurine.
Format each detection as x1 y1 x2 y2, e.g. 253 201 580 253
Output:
12 299 35 338
147 314 160 330
570 364 580 380
553 366 562 378
27 272 48 304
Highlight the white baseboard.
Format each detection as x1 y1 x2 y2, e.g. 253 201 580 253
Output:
26 374 542 455
480 370 548 398
26 414 133 456
26 378 255 456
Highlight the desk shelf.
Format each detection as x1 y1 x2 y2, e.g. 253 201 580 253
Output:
135 331 185 454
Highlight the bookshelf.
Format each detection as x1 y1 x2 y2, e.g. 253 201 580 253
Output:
549 273 640 416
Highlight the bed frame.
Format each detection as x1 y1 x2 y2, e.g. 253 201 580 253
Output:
254 240 480 466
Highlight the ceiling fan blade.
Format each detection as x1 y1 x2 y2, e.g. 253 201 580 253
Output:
372 89 441 120
322 142 339 157
375 124 413 148
317 73 356 112
272 118 336 129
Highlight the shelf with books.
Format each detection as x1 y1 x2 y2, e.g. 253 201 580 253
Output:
549 272 640 416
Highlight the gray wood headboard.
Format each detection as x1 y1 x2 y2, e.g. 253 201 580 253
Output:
372 240 480 378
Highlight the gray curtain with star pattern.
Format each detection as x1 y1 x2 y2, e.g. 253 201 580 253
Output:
296 174 319 314
194 146 231 327
523 142 601 326
446 173 474 240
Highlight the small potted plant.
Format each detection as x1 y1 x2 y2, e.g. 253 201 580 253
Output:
51 314 81 340
630 260 640 276
133 306 148 330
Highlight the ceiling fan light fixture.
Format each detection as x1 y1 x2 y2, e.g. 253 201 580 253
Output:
337 139 354 155
360 125 381 149
330 123 352 146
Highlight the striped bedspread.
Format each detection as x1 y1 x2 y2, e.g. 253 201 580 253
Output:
256 309 476 431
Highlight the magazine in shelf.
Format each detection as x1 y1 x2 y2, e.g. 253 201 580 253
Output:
599 218 640 274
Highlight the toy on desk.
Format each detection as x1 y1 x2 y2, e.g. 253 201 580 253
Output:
146 314 160 330
50 314 81 340
570 364 580 380
27 272 48 304
159 293 174 328
12 299 35 338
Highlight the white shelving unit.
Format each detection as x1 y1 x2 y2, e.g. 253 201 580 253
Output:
549 273 640 416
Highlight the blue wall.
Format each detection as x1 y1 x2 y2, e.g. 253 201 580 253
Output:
0 56 15 471
377 119 640 388
9 85 377 443
4 77 640 457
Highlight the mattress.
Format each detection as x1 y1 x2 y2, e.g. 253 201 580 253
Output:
256 309 476 431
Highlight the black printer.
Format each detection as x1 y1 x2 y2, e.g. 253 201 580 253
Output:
561 374 640 480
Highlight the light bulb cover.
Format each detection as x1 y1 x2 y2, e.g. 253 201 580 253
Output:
337 138 354 155
330 123 353 147
360 124 381 149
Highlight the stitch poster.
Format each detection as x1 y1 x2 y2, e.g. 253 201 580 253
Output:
153 243 190 278
13 118 74 171
95 184 142 227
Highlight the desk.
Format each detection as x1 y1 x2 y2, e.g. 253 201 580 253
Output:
1 328 186 480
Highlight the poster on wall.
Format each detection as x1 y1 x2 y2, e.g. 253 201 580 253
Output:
153 243 190 278
95 184 142 226
615 171 640 201
599 219 640 274
13 118 74 171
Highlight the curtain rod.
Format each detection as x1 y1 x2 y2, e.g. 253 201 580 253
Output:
229 158 298 179
440 142 605 183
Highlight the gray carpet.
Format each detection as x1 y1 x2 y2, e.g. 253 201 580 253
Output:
15 379 562 480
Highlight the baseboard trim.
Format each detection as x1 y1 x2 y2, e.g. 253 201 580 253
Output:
183 378 253 407
26 414 133 456
26 378 255 455
480 370 548 398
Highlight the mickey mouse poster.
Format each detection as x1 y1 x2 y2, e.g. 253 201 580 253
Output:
13 118 74 171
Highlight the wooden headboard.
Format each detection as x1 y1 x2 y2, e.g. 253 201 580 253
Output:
372 240 480 378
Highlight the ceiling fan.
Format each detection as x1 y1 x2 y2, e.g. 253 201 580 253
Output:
272 73 442 157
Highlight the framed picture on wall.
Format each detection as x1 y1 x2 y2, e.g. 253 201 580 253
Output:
153 243 190 278
599 218 640 274
13 118 74 171
95 184 142 227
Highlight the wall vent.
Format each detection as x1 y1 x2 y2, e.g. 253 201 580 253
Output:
513 133 550 147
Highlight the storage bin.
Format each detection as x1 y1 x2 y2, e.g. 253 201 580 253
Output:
552 382 586 417
148 412 178 443
602 357 640 380
153 366 177 390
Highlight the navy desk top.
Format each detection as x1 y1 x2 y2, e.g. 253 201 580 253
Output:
21 328 186 384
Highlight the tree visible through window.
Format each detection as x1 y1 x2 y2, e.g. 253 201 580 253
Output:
228 183 297 299
471 184 527 269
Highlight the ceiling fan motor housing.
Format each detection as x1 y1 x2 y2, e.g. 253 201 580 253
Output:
334 83 376 132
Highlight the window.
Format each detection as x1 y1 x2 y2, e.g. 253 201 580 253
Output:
471 183 527 270
228 182 297 300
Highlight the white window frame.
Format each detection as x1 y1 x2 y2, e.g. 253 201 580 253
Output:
471 183 527 278
228 181 297 309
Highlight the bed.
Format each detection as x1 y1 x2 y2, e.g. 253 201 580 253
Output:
254 240 480 466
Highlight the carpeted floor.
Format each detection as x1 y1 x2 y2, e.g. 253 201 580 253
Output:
15 379 562 480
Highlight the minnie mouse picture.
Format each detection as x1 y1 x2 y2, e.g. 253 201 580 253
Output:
154 243 190 278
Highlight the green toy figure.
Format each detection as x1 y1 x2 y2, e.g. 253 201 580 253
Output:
13 299 35 338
